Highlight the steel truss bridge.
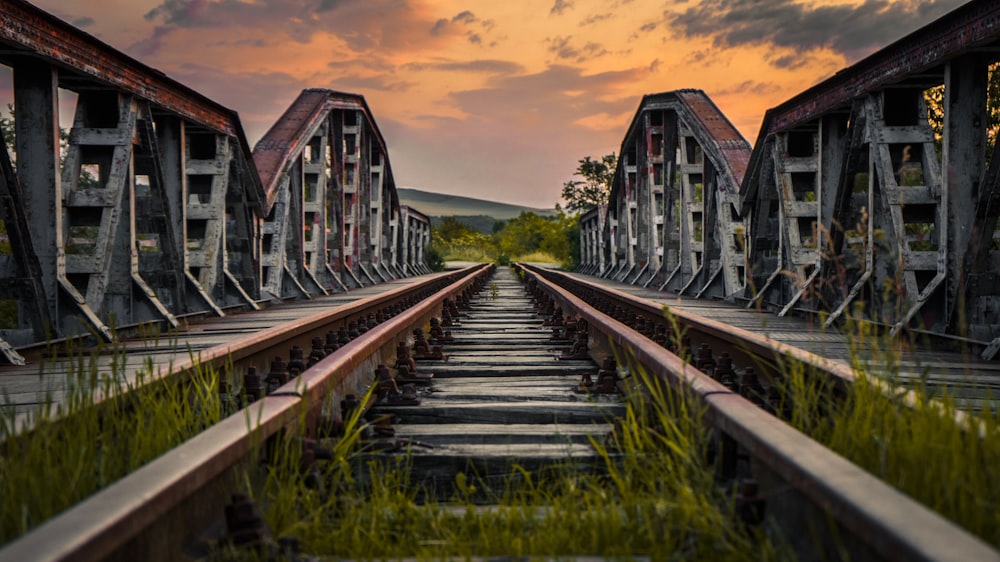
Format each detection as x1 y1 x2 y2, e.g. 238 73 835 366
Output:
579 0 1000 358
0 0 431 364
2 0 1000 362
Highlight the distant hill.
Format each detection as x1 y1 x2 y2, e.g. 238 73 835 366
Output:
397 187 557 220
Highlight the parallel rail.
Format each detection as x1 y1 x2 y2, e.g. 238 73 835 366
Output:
519 263 999 562
5 261 996 561
0 265 492 561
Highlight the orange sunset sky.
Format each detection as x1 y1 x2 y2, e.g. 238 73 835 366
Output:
27 0 967 209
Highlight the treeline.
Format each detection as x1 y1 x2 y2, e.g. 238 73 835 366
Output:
428 211 579 270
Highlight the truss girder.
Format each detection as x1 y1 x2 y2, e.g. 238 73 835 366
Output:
252 89 428 295
601 90 750 300
0 4 427 361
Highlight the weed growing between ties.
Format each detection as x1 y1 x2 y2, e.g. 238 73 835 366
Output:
218 364 789 560
0 332 226 545
767 311 1000 547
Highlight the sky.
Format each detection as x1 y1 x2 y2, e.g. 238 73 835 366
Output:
28 0 968 209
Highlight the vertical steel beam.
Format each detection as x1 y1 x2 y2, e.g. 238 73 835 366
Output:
944 56 988 335
13 63 66 337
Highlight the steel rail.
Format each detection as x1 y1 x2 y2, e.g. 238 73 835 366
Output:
6 267 482 438
0 264 493 562
518 264 999 562
528 265 988 430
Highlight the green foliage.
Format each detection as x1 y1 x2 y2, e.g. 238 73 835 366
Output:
774 313 1000 547
430 211 580 268
425 244 445 272
0 300 15 330
0 103 100 188
219 351 787 560
0 220 9 255
561 153 617 213
925 62 1000 160
0 337 224 544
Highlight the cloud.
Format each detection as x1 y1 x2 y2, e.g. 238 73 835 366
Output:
430 10 489 43
452 11 477 24
666 0 966 62
715 80 783 97
379 64 648 208
404 59 524 74
580 12 612 26
128 25 177 57
430 18 449 36
329 74 415 93
142 0 452 54
72 16 95 28
546 36 609 63
549 0 573 16
163 63 310 141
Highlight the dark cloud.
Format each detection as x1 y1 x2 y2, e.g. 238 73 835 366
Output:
766 53 810 70
431 10 487 41
550 0 573 16
546 36 609 63
666 0 967 62
430 18 449 36
452 11 477 24
72 16 95 28
317 0 350 12
329 74 415 93
404 59 524 74
580 12 612 26
639 21 657 33
129 25 177 57
715 80 782 97
547 36 577 60
143 0 449 53
212 37 269 48
449 64 644 119
164 64 309 142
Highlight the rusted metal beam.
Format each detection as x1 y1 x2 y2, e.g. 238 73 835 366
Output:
765 0 1000 134
0 0 238 136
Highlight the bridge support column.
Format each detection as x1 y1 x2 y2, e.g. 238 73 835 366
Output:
944 56 988 337
14 65 64 338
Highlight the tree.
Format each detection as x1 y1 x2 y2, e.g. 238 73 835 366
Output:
560 153 617 213
925 63 1000 160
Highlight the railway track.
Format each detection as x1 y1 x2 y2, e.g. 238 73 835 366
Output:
2 264 998 561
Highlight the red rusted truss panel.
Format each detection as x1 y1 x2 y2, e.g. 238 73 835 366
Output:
253 89 394 212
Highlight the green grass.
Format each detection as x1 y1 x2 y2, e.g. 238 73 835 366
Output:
213 360 790 560
0 336 226 545
765 312 1000 547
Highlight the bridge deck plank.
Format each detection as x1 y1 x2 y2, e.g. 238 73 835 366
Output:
560 270 1000 407
0 274 436 417
367 268 622 491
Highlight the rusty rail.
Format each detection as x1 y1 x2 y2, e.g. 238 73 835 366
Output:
529 265 986 429
518 263 998 562
0 264 493 561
